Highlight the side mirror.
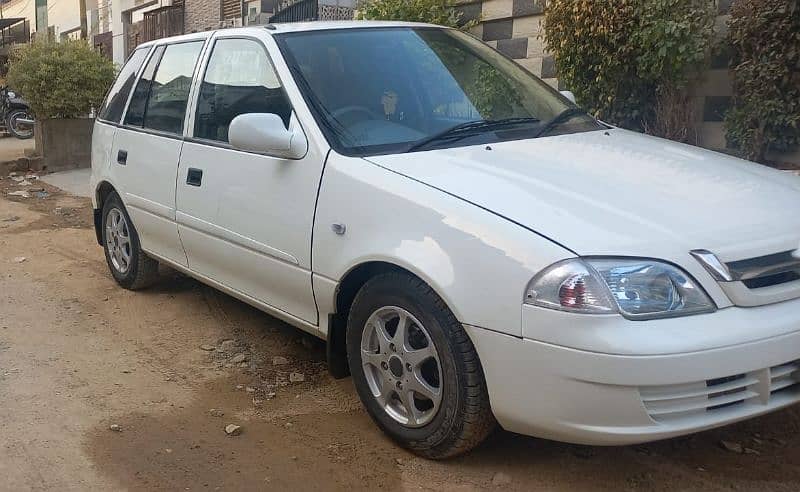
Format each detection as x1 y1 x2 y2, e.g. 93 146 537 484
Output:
560 90 576 104
229 113 307 159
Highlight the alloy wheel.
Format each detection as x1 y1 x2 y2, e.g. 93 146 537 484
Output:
105 207 132 274
360 306 443 428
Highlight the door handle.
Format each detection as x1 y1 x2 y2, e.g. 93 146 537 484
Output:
186 168 203 187
117 150 127 165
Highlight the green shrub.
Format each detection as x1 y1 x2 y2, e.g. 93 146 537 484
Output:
725 0 800 163
7 39 116 119
356 0 475 29
543 0 714 134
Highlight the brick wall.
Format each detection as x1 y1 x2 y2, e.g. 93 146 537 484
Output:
184 0 222 33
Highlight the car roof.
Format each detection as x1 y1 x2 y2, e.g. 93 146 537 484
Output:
266 20 441 32
137 20 444 48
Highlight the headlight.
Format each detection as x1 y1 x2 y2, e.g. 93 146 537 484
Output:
525 258 716 320
7 91 15 98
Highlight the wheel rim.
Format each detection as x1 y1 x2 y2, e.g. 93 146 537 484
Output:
10 112 33 138
105 208 132 274
360 306 443 428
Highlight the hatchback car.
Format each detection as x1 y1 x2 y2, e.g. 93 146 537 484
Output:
91 21 800 458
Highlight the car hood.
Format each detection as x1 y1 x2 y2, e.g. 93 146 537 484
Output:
366 129 800 261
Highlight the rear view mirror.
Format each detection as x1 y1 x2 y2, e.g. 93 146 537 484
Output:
560 90 577 104
229 113 308 159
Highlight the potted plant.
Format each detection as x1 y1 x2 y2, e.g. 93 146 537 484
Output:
7 39 115 172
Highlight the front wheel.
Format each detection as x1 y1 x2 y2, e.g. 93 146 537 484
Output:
347 272 496 459
6 109 33 139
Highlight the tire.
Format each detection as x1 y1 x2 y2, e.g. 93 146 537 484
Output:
6 109 33 139
101 192 159 290
347 271 496 459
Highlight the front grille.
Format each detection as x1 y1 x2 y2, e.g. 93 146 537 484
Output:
727 250 800 290
640 360 799 422
743 270 800 289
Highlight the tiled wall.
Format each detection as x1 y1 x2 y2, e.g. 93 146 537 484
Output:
457 0 797 164
458 0 558 87
695 0 734 152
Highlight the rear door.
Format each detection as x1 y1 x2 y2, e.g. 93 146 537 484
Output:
176 35 326 324
93 46 151 199
110 40 206 266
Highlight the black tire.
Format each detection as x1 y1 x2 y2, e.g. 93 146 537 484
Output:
6 109 33 139
101 192 159 290
347 271 496 459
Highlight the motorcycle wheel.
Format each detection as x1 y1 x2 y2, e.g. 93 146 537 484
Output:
7 109 34 139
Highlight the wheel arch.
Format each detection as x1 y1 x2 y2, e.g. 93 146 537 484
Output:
93 180 118 245
326 259 465 379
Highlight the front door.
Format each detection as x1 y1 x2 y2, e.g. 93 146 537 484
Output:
176 36 325 324
112 40 206 267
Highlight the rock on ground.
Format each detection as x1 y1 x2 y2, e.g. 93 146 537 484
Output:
491 472 512 486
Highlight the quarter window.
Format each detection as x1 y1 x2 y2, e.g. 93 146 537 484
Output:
124 45 164 128
194 38 291 143
98 47 150 123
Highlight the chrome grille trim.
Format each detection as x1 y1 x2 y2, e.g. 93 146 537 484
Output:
691 249 800 284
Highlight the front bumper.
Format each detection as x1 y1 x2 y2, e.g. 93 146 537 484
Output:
466 302 800 445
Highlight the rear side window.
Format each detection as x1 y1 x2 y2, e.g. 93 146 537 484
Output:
194 38 291 143
98 47 150 123
123 41 204 135
144 42 204 134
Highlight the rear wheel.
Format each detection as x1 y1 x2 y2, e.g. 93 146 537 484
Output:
6 109 33 139
347 272 496 459
102 192 159 290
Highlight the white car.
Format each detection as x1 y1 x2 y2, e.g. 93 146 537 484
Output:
90 21 800 458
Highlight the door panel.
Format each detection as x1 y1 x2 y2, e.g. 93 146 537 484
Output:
176 136 322 324
175 36 324 324
111 128 187 265
109 40 206 268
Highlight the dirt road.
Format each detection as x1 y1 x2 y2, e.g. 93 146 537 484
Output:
1 176 799 491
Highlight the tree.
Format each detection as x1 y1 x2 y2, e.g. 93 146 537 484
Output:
356 0 476 29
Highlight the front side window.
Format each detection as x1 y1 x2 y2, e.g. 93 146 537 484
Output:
98 47 150 123
277 28 602 156
194 38 291 143
123 41 204 135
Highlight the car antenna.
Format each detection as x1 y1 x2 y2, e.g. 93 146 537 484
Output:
264 24 277 30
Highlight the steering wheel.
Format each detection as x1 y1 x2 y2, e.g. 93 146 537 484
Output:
331 105 382 122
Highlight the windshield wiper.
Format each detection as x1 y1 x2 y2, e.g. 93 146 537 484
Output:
406 117 540 152
531 107 586 138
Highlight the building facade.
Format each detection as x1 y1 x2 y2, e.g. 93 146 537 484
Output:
0 0 280 65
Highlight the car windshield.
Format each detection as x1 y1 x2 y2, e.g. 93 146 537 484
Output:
277 27 602 156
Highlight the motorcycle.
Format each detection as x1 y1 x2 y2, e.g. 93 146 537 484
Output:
0 86 34 139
